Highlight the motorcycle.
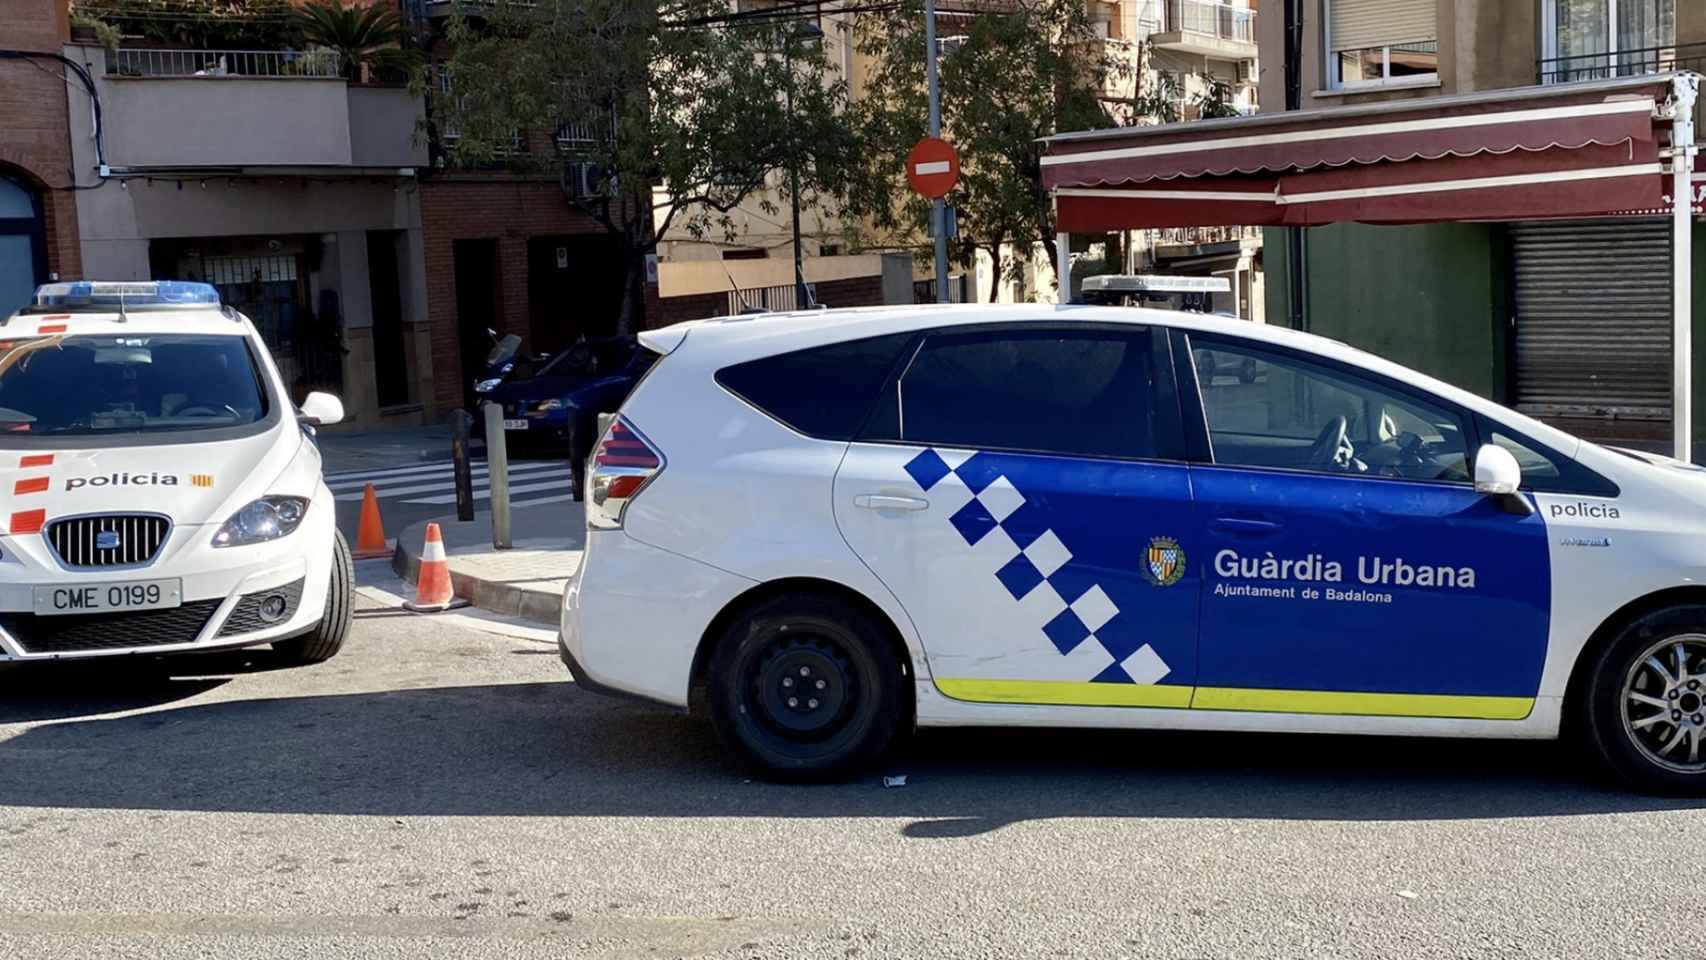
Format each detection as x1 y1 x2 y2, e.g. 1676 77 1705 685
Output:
472 329 551 397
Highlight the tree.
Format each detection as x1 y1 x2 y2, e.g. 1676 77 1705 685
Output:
847 0 1121 303
295 0 421 83
438 0 862 332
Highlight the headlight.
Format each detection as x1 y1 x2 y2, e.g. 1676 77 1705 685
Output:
213 496 309 548
474 378 503 393
533 399 565 412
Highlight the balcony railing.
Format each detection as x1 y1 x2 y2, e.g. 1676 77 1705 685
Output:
1163 0 1255 45
1538 42 1706 84
108 48 343 79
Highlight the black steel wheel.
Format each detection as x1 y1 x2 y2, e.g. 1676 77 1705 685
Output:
1582 604 1706 795
707 593 905 782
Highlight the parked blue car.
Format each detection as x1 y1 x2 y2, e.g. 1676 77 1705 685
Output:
478 336 656 499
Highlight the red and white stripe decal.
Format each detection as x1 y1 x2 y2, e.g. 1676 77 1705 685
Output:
19 454 53 468
9 509 46 535
37 323 67 334
12 476 49 495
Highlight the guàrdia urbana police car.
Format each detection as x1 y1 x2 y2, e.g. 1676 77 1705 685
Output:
562 303 1706 794
0 282 352 665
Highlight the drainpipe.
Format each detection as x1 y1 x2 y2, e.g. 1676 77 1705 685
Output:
1671 74 1698 463
1282 0 1308 331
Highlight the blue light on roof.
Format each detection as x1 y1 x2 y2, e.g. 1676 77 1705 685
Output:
32 281 220 308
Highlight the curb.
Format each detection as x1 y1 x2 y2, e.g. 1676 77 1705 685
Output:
391 528 562 626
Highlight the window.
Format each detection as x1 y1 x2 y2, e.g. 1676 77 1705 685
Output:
0 335 270 437
1191 339 1470 482
1478 419 1620 497
865 329 1163 460
1541 0 1675 83
716 334 915 440
1326 0 1439 89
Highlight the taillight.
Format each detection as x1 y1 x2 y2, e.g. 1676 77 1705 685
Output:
587 417 663 529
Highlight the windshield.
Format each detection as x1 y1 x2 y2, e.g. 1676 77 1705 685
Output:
0 334 270 436
536 340 635 379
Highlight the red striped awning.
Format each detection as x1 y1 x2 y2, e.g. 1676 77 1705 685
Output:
1043 75 1686 231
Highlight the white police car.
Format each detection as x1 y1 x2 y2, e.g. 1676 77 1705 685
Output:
0 282 351 665
562 304 1706 794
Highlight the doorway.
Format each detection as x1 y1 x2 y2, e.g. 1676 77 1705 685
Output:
453 238 501 410
0 173 47 317
526 234 623 356
367 230 409 407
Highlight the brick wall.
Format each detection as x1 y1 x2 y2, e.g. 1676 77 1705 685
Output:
420 176 628 413
652 273 888 328
0 0 83 283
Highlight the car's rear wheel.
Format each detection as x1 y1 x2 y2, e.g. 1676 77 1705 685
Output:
272 532 353 665
707 593 905 782
1582 604 1706 795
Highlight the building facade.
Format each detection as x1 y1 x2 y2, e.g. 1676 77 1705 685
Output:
0 0 84 315
1260 0 1706 451
56 37 435 429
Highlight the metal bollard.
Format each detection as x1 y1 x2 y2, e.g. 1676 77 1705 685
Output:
482 402 512 550
450 408 475 522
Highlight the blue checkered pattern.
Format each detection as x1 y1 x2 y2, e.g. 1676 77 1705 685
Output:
905 448 1170 686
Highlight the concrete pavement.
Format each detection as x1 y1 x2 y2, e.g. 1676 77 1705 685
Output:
3 587 1706 958
393 503 582 623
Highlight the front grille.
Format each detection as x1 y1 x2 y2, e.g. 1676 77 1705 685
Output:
218 578 306 637
0 601 221 654
46 514 171 569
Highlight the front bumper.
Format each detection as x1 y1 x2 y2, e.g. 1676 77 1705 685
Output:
0 517 333 662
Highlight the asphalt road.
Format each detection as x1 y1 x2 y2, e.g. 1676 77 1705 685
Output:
3 578 1705 958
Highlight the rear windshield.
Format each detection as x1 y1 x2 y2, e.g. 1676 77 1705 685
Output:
0 334 270 437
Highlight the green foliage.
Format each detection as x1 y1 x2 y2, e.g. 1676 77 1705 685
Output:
439 0 862 329
294 0 422 82
70 11 125 51
846 0 1122 299
71 0 303 50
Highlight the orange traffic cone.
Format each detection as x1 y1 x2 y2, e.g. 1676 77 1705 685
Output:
404 522 467 613
352 483 391 560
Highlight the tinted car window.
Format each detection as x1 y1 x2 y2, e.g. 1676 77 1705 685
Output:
0 334 269 437
1478 419 1619 497
866 329 1160 460
715 333 915 440
1191 338 1470 482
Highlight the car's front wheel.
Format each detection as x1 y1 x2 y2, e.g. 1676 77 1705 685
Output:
1582 604 1706 795
707 593 906 782
273 531 353 665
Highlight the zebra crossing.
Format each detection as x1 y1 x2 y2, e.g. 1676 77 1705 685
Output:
324 458 578 509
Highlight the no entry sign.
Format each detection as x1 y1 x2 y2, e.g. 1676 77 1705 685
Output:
906 137 959 199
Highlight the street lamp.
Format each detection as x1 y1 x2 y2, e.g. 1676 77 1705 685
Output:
784 22 824 310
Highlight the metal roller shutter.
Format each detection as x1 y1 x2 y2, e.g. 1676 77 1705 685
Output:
1510 219 1672 432
1329 0 1436 51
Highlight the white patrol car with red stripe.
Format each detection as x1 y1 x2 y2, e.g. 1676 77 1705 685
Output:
0 282 352 664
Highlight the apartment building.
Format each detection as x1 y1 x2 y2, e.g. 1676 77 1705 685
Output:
1258 0 1706 450
0 0 84 315
52 27 434 429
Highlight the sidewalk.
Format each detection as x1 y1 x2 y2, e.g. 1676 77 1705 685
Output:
392 502 584 625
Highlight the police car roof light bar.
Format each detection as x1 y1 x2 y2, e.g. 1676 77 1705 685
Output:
16 281 222 319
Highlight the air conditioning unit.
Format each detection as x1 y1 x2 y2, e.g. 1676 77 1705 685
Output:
566 160 615 198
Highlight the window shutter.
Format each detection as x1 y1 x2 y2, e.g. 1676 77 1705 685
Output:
1329 0 1437 51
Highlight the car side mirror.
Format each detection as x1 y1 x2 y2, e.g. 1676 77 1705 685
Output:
1474 443 1531 515
299 391 345 427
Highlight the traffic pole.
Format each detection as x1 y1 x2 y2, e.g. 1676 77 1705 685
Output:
924 0 949 303
450 408 475 522
481 401 512 550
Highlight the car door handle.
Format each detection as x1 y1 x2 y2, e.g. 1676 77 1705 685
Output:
1210 517 1283 536
854 494 929 512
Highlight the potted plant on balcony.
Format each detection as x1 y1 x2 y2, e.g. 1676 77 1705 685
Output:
294 0 423 84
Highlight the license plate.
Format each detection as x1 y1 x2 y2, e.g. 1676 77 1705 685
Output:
503 419 529 430
33 579 183 616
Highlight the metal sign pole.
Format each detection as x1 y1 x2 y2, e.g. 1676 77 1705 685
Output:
1673 74 1697 463
925 0 949 303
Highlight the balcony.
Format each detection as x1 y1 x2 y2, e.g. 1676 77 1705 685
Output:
1151 0 1256 61
1538 42 1706 84
91 47 426 171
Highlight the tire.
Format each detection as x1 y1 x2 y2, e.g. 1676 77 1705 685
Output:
1580 604 1706 795
273 531 353 666
707 593 906 782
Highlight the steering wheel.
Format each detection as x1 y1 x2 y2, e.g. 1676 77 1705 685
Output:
1306 415 1351 470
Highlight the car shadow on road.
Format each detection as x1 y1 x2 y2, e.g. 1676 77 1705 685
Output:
0 648 305 723
2 676 1701 830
